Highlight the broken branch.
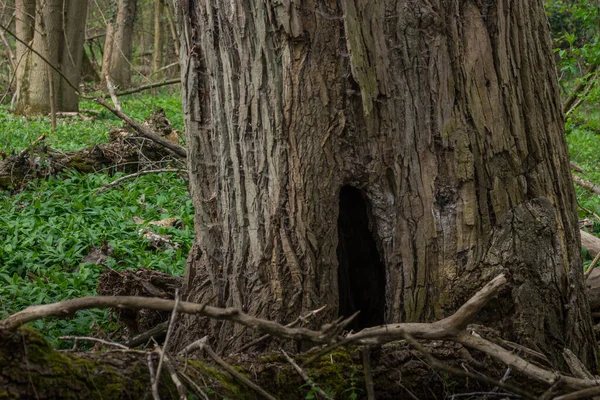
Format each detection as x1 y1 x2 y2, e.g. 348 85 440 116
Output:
95 97 187 158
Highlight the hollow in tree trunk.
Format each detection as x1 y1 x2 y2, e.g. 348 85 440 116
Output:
173 0 597 370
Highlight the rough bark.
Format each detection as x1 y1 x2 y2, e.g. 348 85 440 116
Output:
14 0 36 105
152 0 163 76
173 0 597 370
15 0 87 115
102 0 136 87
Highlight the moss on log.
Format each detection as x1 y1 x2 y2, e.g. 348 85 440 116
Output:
0 325 520 399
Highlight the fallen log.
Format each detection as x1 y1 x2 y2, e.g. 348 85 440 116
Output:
2 273 599 398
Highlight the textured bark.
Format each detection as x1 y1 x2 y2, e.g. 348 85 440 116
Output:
174 0 597 369
102 0 136 87
14 0 36 104
152 0 163 75
15 0 87 115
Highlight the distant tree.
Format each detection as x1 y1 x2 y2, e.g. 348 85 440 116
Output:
152 0 163 77
102 0 137 88
14 0 87 115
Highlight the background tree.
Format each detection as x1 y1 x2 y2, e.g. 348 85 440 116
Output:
102 0 136 87
14 0 87 115
173 0 597 370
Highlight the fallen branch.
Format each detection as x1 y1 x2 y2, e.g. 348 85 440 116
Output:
116 78 181 97
563 64 599 114
124 321 168 348
572 174 600 196
236 305 327 353
96 97 187 158
3 273 600 392
96 168 184 194
282 349 333 400
362 346 375 400
59 335 129 350
402 333 536 400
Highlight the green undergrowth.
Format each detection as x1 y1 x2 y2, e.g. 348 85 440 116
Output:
0 88 183 153
0 90 188 347
567 123 600 266
0 168 192 347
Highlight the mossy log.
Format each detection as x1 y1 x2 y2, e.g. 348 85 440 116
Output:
0 326 516 399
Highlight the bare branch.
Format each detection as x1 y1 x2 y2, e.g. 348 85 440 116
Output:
115 78 181 97
282 349 333 400
96 168 184 194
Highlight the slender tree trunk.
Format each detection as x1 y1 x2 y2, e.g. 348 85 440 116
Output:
15 0 87 115
14 0 36 106
173 0 597 370
152 0 163 76
58 0 87 110
102 0 136 87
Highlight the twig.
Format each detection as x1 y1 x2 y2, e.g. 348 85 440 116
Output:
59 335 129 350
106 77 122 112
115 78 181 96
182 337 277 400
237 305 327 353
281 349 333 399
554 385 600 400
570 161 584 173
95 97 187 158
402 333 535 400
96 168 184 194
362 346 375 400
124 321 168 348
538 377 562 400
584 250 600 280
164 353 187 400
147 352 160 400
565 72 597 117
153 290 180 396
572 174 600 196
17 134 46 158
563 64 599 114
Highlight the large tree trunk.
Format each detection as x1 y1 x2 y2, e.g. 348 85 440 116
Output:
102 0 136 87
173 0 597 369
15 0 87 115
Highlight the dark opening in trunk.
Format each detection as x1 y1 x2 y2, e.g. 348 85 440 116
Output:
337 186 386 331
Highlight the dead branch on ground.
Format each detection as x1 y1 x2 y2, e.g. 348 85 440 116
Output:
573 174 600 196
96 97 187 158
115 78 181 97
96 168 184 194
3 272 600 395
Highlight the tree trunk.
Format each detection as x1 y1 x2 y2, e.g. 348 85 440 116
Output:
152 0 163 76
173 0 597 369
15 0 87 115
14 0 36 106
102 0 136 87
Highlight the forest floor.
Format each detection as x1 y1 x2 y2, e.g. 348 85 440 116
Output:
0 89 193 348
1 88 600 356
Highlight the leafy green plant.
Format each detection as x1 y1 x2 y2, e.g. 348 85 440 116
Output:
0 168 192 347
